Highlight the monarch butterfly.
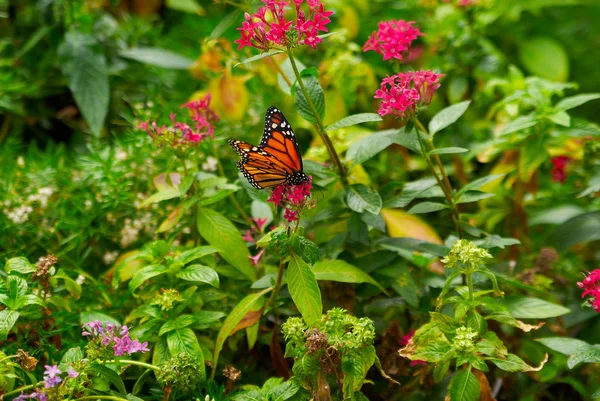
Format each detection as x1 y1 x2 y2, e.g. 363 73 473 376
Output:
229 106 308 189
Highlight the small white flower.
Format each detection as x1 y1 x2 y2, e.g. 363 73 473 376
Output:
103 251 119 265
115 150 128 161
76 274 86 285
85 200 93 210
6 205 33 224
202 156 218 172
17 156 25 167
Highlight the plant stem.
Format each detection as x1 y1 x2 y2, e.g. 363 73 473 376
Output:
287 49 348 186
266 260 286 311
105 359 160 371
466 265 474 304
269 57 293 88
77 397 130 401
3 383 43 398
414 122 463 238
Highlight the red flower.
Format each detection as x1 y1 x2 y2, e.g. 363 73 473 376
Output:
363 20 424 61
400 330 427 366
235 0 333 51
550 156 571 183
267 178 314 222
578 269 600 312
375 70 444 119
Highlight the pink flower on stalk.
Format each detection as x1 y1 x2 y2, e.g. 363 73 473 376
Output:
235 0 333 51
253 217 269 232
363 20 424 61
578 269 600 312
242 230 255 243
374 70 444 119
551 156 571 183
267 178 313 223
400 331 427 366
249 249 265 265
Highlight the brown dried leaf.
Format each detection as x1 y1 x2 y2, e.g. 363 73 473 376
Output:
230 310 262 336
474 370 497 401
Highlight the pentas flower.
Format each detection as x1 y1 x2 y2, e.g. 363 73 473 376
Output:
363 20 424 61
375 70 444 119
82 320 149 357
551 156 571 183
267 177 313 222
235 0 333 51
15 392 47 401
43 365 62 388
578 269 600 312
139 94 219 149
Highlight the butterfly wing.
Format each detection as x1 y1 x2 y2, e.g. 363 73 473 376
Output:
259 106 303 173
228 139 290 189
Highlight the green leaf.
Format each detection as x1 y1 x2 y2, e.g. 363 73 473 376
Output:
141 187 181 206
287 253 322 326
383 177 437 208
312 259 387 294
87 364 126 394
153 337 171 366
177 246 220 265
52 269 82 298
407 202 448 214
119 47 194 69
176 265 219 288
293 236 320 265
346 128 415 166
5 257 36 274
457 174 504 196
80 312 120 327
268 381 300 401
549 212 600 251
449 370 480 401
567 345 600 369
295 75 325 124
167 327 202 355
489 353 547 372
58 31 109 137
537 337 590 356
428 147 469 155
197 208 255 281
502 296 570 319
547 110 571 127
500 115 538 135
411 340 452 363
61 347 84 364
128 264 168 294
165 0 204 13
325 113 382 131
380 264 418 307
210 9 242 39
428 101 471 136
346 184 382 214
212 287 273 372
0 310 19 341
519 36 569 82
235 50 285 67
556 93 600 111
455 191 495 204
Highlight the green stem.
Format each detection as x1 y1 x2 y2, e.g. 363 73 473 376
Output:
105 359 160 371
76 397 130 401
287 49 348 186
266 260 286 311
414 119 463 238
3 383 44 398
466 265 474 304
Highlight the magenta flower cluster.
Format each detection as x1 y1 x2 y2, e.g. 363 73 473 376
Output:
140 94 219 147
235 0 333 50
242 217 270 265
578 269 600 312
267 177 313 222
374 70 445 119
363 20 424 61
82 320 149 356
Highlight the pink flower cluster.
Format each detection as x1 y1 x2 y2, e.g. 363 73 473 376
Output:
551 156 570 183
375 70 444 119
363 20 424 61
267 178 313 222
242 217 270 265
578 269 600 312
235 0 333 51
83 320 149 356
401 331 426 366
139 94 219 148
15 366 80 400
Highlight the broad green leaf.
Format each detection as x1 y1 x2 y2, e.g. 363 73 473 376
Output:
489 353 547 372
407 202 448 214
295 75 325 124
5 257 36 274
312 259 387 294
500 115 538 135
457 174 504 196
346 184 382 215
519 36 569 82
52 269 82 298
428 101 471 136
119 47 194 69
547 110 571 127
141 188 181 206
379 264 418 307
153 337 170 366
555 93 600 111
567 345 600 369
177 246 220 265
325 113 382 131
190 311 226 328
167 328 203 355
87 364 127 394
176 265 219 288
411 340 452 362
383 177 437 208
345 129 401 166
210 9 242 39
549 212 600 251
197 208 255 281
13 294 46 310
61 347 84 364
537 337 590 356
502 296 570 319
287 253 322 326
212 287 273 374
80 312 120 327
165 0 204 13
455 191 495 204
235 50 285 67
268 381 300 401
529 205 585 226
58 31 109 137
128 264 168 294
449 370 480 401
0 310 19 340
428 147 469 155
519 134 547 181
156 205 186 233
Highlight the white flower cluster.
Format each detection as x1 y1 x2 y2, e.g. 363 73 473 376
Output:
103 250 119 265
4 204 33 224
27 187 54 208
202 156 218 172
119 213 153 248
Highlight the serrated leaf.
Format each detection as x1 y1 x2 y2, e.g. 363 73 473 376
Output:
407 202 448 214
346 184 382 214
0 310 19 341
197 207 255 281
287 253 322 325
325 113 382 131
428 101 471 136
312 259 387 294
295 75 325 124
449 370 480 401
119 47 194 69
428 147 469 155
555 93 600 111
176 265 219 288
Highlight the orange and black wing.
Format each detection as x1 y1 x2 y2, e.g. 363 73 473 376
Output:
259 106 303 173
228 139 290 189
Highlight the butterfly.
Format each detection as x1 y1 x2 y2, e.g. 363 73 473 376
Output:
229 106 308 189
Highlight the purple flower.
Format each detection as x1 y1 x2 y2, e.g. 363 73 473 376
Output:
43 365 61 378
14 393 33 401
15 392 48 401
35 393 47 401
113 336 132 356
82 320 104 336
120 325 129 337
101 333 112 346
44 376 62 388
67 368 79 379
129 339 149 354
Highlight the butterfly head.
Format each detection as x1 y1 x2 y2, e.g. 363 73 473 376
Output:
288 171 309 185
